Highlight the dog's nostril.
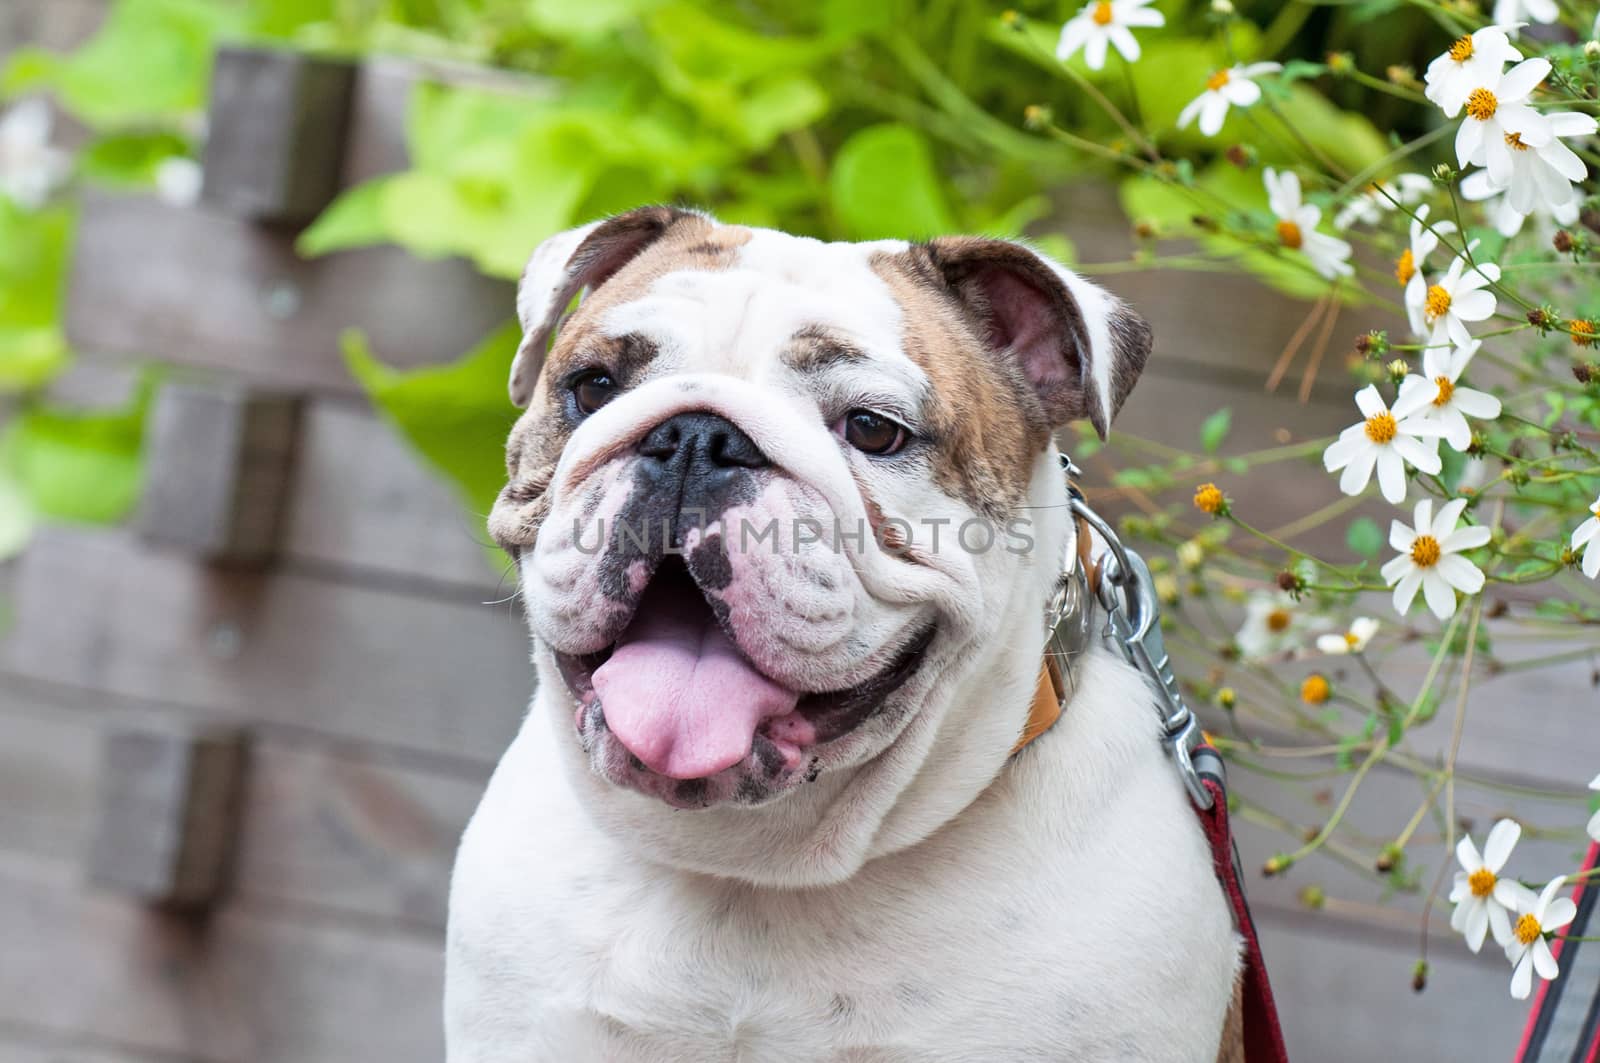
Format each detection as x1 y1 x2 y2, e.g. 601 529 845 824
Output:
637 412 768 470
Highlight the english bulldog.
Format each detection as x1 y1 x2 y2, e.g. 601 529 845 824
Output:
446 206 1241 1062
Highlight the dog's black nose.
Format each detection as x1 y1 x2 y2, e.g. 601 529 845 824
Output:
638 412 768 471
635 413 768 545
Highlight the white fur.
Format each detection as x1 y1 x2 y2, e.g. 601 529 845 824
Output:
448 219 1239 1061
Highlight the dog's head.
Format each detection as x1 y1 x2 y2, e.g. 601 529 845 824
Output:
491 207 1150 871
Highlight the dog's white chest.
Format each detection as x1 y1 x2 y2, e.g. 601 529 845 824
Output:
445 660 1239 1063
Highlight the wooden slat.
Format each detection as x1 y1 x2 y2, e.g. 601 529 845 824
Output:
200 48 356 224
87 724 246 910
63 193 514 397
136 384 301 564
0 854 444 1063
1255 906 1525 1062
0 527 529 763
0 682 480 932
281 399 501 592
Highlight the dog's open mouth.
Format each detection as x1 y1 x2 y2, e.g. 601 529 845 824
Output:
556 556 933 793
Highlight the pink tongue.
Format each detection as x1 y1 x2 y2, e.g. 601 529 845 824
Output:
593 583 799 780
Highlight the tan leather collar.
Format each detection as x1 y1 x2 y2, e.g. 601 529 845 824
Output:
1010 512 1099 756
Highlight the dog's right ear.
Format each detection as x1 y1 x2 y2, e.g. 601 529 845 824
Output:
509 206 701 407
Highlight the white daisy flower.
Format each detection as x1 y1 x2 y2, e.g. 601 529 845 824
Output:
1450 819 1535 953
1571 492 1600 580
1263 167 1352 280
1315 617 1379 655
1323 385 1444 504
1055 0 1165 71
1420 249 1500 352
1588 773 1600 843
1456 58 1553 187
1497 110 1598 216
1495 0 1559 34
1235 592 1319 660
1334 173 1434 230
1424 25 1521 118
1460 168 1579 238
0 98 72 209
1381 497 1490 620
1177 62 1283 137
1393 339 1503 452
1507 878 1578 1000
1398 206 1455 338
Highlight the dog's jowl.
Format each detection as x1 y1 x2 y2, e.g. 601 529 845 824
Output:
448 207 1241 1062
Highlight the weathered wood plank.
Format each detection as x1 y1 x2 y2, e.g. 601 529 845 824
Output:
87 724 246 910
1255 906 1525 1062
0 683 480 931
201 48 356 224
0 527 529 763
63 193 514 397
0 855 444 1063
137 384 301 564
281 399 502 592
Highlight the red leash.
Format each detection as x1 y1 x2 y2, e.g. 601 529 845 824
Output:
1194 744 1289 1062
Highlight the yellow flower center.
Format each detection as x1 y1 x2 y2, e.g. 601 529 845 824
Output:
1425 284 1452 322
1364 411 1398 444
1092 1 1114 25
1433 375 1455 406
1410 534 1442 568
1505 131 1531 151
1344 631 1361 648
1193 482 1225 514
1468 867 1497 896
1266 608 1292 633
1515 913 1543 946
1276 219 1303 249
1449 35 1474 63
1466 88 1498 121
1573 319 1597 348
1591 501 1600 518
1300 674 1331 704
1395 248 1415 287
1206 69 1231 92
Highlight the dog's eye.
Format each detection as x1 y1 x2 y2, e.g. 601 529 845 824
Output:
840 409 908 456
572 371 618 416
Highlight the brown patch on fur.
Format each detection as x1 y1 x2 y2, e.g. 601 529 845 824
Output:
869 246 1047 519
492 213 753 555
1213 977 1245 1063
783 324 869 374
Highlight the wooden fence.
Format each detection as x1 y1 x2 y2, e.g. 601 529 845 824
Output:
1 10 1589 1061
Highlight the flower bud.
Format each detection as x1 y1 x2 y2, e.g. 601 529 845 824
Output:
1216 686 1237 710
1276 569 1304 593
1431 162 1455 181
1210 0 1234 13
1177 540 1205 570
1262 854 1291 877
1555 230 1575 253
1193 482 1228 516
1022 104 1051 131
1375 843 1402 872
1300 674 1332 705
1298 885 1326 910
1387 358 1409 383
1586 40 1600 59
1575 362 1595 384
1412 960 1429 993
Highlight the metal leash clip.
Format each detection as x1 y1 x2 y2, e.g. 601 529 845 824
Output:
1060 457 1214 810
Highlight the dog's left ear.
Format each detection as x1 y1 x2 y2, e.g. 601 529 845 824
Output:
925 237 1152 440
509 205 703 407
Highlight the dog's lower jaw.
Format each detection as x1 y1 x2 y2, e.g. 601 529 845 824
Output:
445 645 1240 1063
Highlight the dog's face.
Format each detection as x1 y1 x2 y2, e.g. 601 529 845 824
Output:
490 207 1150 818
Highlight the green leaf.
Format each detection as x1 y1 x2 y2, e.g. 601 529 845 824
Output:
4 0 239 128
830 124 957 241
0 200 75 392
297 178 391 257
76 132 192 184
1346 517 1383 558
1200 407 1232 454
526 0 664 37
0 371 155 524
343 321 522 519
